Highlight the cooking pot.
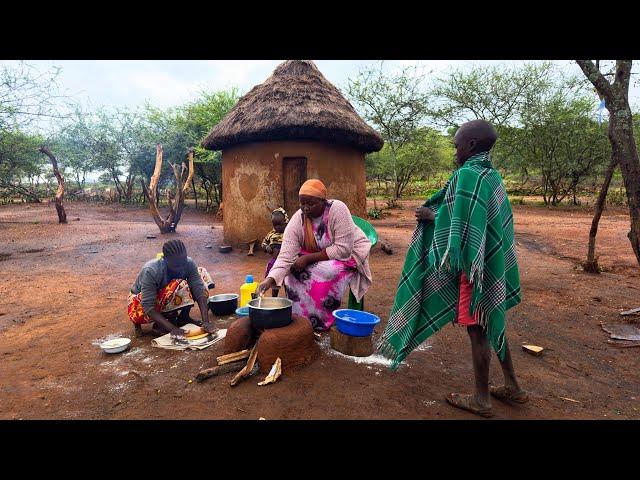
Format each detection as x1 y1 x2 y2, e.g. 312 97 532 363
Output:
208 294 238 316
248 297 293 329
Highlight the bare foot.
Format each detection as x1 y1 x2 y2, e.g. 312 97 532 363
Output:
134 324 144 338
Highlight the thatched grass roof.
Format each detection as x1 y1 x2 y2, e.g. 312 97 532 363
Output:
201 60 384 153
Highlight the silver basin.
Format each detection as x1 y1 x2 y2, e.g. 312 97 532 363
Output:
209 294 239 302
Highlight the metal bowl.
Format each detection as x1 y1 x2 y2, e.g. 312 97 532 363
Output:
208 294 239 316
247 297 293 329
100 337 131 354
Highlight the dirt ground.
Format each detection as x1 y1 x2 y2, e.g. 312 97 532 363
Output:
1 199 638 420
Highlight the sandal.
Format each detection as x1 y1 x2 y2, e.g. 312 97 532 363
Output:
490 386 529 404
445 393 493 418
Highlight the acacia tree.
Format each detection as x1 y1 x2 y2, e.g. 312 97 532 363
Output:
176 89 238 209
428 62 553 129
0 62 67 202
365 127 450 199
510 93 609 206
38 145 67 223
141 144 194 233
55 109 95 192
346 62 429 203
428 62 555 178
576 60 640 269
0 131 46 202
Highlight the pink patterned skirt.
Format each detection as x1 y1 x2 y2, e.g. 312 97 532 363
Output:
285 256 358 331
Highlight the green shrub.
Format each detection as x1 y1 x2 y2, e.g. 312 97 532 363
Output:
367 208 382 219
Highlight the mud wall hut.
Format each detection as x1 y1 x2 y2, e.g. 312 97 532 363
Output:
201 60 383 247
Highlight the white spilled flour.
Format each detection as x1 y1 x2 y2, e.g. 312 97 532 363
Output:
318 337 402 367
124 347 144 356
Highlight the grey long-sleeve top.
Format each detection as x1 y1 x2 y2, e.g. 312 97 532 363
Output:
131 257 207 314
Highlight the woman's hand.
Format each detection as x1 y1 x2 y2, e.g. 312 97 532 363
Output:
257 277 276 296
415 206 435 223
170 326 187 339
291 255 309 273
202 320 216 334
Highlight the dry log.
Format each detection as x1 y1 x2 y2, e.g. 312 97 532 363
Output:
216 349 250 365
196 362 245 383
230 345 259 387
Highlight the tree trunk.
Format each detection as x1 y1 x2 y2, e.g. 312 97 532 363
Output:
577 59 640 267
140 145 194 234
608 107 640 265
584 157 617 273
38 146 67 223
124 173 135 203
192 176 198 209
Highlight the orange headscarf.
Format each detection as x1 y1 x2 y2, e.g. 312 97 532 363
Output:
299 179 327 199
299 179 327 253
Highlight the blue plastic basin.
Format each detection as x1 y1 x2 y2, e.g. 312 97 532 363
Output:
332 309 380 337
235 306 249 316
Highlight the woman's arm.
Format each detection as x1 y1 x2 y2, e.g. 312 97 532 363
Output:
292 249 329 272
265 212 303 285
324 201 355 260
184 260 214 332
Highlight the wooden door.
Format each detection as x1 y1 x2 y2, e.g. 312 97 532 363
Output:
283 157 307 216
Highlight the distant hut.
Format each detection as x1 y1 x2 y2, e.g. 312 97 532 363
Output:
201 60 383 247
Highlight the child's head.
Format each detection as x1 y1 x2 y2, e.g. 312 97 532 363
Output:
271 211 287 234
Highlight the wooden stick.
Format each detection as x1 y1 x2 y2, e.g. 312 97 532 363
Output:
621 307 640 316
230 345 259 387
216 350 250 364
196 362 245 383
217 349 250 361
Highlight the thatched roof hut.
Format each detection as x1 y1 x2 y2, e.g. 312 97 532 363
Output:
202 60 383 153
201 60 383 247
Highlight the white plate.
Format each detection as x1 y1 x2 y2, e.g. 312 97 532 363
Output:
100 337 131 354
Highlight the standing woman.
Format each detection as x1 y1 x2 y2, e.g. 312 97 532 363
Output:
128 239 216 337
257 179 372 331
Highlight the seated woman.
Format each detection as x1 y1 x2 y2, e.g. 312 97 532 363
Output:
128 239 216 337
257 179 372 331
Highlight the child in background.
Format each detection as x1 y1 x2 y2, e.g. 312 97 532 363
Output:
262 207 288 297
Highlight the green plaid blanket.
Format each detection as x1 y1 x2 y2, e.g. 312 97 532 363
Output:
377 152 521 369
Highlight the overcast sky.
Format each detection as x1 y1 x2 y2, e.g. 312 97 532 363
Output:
3 59 639 116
